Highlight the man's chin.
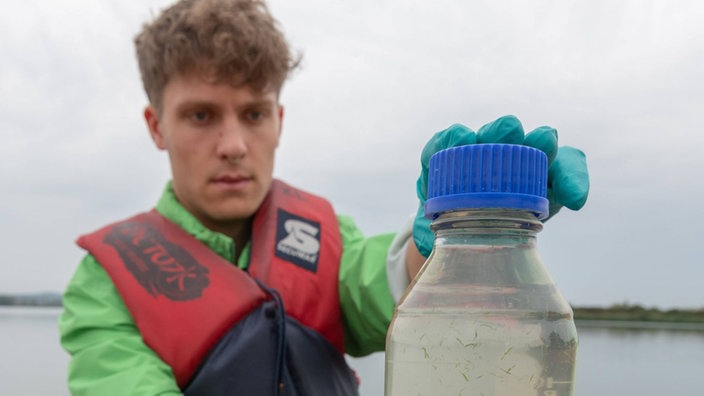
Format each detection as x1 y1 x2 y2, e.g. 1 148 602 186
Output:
210 208 257 223
201 191 269 226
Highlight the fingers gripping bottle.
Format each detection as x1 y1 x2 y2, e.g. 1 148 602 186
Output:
385 144 577 396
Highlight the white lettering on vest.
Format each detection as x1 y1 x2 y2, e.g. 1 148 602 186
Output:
276 219 320 265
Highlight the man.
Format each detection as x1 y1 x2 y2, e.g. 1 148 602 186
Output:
59 0 589 395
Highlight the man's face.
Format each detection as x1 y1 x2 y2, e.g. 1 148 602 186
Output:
145 72 283 233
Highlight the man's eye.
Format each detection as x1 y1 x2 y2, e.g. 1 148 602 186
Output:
191 111 210 122
246 108 273 123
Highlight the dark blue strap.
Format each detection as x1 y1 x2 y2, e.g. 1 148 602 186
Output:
283 315 359 396
184 298 358 395
184 301 282 395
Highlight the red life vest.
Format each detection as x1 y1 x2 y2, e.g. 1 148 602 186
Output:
77 180 346 389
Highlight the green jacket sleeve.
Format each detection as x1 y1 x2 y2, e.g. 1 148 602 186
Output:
58 254 182 396
337 215 397 357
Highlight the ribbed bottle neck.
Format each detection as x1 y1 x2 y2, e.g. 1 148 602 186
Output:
431 209 542 246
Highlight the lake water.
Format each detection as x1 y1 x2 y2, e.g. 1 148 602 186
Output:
1 307 703 395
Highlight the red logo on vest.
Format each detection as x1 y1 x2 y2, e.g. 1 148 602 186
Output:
104 221 210 300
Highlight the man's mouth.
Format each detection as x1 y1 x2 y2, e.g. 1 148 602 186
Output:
211 174 253 188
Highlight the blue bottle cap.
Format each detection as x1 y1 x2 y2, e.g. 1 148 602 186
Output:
425 144 549 219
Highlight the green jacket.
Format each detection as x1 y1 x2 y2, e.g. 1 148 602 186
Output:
59 182 397 395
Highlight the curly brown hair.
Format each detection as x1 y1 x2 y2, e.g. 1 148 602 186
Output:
135 0 300 111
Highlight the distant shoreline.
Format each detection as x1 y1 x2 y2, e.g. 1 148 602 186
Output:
3 293 703 326
573 305 704 324
575 319 704 331
0 292 62 307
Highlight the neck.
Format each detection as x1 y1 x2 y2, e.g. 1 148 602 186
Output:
189 213 252 263
210 218 252 263
231 220 252 263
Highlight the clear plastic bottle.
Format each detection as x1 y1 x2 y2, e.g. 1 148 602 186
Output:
385 144 577 396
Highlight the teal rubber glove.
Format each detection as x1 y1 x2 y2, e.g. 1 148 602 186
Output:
413 115 590 257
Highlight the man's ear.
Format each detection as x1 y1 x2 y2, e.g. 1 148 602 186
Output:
276 104 284 147
144 105 166 150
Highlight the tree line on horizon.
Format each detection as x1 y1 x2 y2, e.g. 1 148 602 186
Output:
1 292 703 323
0 292 62 307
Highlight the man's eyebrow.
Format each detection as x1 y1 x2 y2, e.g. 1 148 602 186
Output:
172 96 278 112
242 98 278 108
174 99 217 110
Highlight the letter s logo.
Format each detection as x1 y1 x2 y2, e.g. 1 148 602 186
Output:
280 219 320 254
275 209 323 272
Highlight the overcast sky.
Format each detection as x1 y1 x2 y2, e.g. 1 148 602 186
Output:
1 0 703 311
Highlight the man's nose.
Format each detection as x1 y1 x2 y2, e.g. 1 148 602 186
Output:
216 118 248 161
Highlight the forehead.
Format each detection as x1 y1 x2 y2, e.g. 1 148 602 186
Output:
161 71 279 108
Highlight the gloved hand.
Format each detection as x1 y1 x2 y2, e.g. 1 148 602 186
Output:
413 115 590 257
